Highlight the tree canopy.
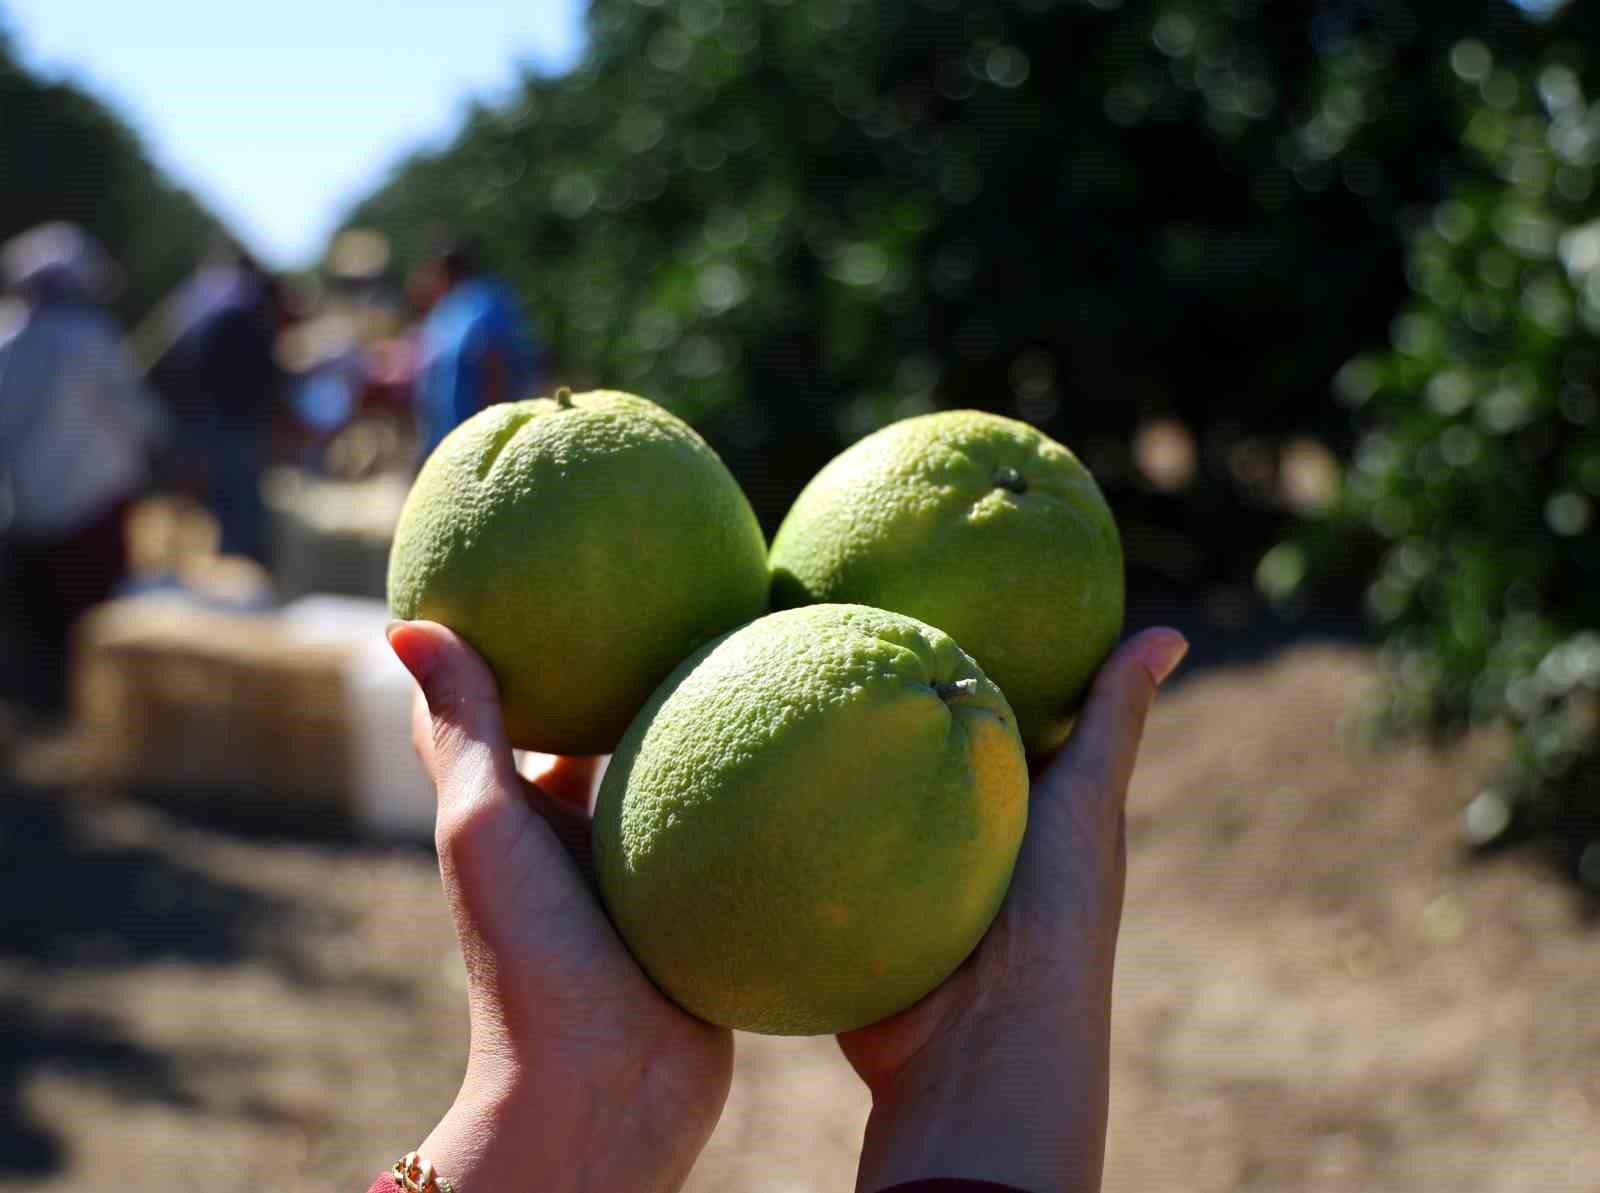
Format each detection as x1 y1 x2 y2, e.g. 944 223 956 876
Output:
0 22 225 322
342 0 1580 580
1269 12 1600 864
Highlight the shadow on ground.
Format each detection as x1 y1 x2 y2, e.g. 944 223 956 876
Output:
0 997 201 1172
0 774 407 1176
0 789 291 969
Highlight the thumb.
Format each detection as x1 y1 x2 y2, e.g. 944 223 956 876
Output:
386 619 612 1026
387 619 522 814
1038 627 1187 811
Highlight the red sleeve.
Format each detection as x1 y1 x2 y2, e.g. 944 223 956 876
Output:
367 1175 1030 1193
875 1183 1033 1192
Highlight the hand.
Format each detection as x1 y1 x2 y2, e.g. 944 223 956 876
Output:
839 627 1188 1193
387 621 733 1193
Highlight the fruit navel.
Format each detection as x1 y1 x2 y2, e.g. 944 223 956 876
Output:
993 467 1027 494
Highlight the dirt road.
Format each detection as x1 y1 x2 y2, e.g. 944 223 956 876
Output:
4 646 1596 1191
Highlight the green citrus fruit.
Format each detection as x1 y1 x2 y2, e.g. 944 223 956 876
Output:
387 390 768 755
769 410 1123 756
592 603 1029 1035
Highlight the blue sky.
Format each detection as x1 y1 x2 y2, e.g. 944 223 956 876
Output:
4 0 588 267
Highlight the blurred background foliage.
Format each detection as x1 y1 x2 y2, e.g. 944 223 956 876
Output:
344 0 1551 579
0 23 224 322
1274 19 1600 867
341 0 1600 865
5 0 1594 863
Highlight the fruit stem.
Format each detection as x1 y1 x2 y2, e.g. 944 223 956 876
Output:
555 386 573 408
935 678 981 704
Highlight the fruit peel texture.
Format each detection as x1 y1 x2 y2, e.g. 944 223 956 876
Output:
593 604 1030 1035
387 391 770 754
769 410 1124 755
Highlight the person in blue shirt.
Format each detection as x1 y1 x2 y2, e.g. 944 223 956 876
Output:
412 237 538 464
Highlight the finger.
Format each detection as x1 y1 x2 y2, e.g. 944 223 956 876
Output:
1037 627 1187 809
387 620 521 813
389 618 599 928
387 621 622 1028
520 752 603 813
390 621 603 881
521 777 596 874
523 756 602 874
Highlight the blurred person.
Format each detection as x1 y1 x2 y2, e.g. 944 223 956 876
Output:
359 332 421 416
371 619 1188 1193
279 311 363 472
0 225 163 664
149 249 289 562
411 235 538 464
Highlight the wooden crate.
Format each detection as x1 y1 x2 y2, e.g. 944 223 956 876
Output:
72 598 355 821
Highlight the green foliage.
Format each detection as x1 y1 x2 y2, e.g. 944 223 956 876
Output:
1284 32 1600 861
0 24 224 321
344 0 1562 569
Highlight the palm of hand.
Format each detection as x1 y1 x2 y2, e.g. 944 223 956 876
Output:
506 755 734 1132
482 757 734 1144
840 733 1129 1097
829 644 1170 1193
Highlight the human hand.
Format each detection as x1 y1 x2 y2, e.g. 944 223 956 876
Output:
386 621 733 1193
838 627 1188 1193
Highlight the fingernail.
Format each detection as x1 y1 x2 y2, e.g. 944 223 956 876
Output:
1139 630 1189 687
386 621 439 683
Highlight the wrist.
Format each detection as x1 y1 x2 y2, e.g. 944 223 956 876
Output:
856 1011 1111 1193
417 1078 552 1193
416 1053 703 1193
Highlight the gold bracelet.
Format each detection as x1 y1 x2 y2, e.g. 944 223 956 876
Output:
390 1150 456 1193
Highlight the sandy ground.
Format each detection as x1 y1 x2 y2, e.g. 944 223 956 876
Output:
3 644 1598 1192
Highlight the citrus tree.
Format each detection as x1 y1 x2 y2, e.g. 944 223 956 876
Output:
1271 27 1600 871
343 0 1553 580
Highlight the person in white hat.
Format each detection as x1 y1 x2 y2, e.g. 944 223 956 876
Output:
0 220 121 303
0 222 165 687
